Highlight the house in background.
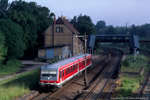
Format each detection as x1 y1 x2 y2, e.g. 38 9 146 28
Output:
38 16 83 59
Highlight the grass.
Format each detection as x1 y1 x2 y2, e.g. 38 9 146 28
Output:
0 59 22 76
94 48 103 55
0 69 40 100
121 55 149 73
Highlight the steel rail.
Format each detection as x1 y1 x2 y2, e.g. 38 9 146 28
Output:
137 50 150 99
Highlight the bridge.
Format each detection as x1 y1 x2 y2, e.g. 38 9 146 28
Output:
87 34 140 54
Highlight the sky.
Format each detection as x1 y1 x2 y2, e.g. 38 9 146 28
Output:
9 0 150 26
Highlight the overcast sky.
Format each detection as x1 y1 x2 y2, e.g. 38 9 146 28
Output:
9 0 150 26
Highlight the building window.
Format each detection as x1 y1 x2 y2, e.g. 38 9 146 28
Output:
56 27 63 33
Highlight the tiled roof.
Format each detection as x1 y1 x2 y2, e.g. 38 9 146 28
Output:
56 17 80 35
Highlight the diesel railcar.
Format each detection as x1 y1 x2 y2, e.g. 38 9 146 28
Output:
39 53 92 89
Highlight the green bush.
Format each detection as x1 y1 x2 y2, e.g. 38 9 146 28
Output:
6 59 22 67
0 60 22 76
122 59 130 67
118 88 132 97
118 77 140 97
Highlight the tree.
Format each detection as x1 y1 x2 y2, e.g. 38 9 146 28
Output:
0 0 8 18
0 19 26 59
130 25 138 35
106 25 116 35
7 0 54 49
70 14 96 35
0 32 7 63
96 21 106 34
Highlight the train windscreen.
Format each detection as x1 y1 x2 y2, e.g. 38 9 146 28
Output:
41 70 57 80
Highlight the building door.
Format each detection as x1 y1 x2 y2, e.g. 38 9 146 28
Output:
62 48 65 59
46 49 54 59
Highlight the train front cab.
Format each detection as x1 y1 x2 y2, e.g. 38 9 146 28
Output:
39 68 59 90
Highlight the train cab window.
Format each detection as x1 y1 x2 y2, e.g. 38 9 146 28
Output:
41 70 57 80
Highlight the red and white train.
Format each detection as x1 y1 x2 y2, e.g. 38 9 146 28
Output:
39 53 92 89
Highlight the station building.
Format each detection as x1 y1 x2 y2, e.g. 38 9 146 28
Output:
38 16 84 59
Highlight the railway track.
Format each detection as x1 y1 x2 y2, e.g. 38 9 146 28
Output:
138 50 150 100
83 49 122 100
22 48 122 100
32 92 52 100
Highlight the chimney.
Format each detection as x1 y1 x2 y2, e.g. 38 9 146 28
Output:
54 16 56 25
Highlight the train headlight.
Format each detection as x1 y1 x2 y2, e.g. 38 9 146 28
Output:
48 77 50 79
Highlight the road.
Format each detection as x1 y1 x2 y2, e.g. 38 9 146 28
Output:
0 60 48 81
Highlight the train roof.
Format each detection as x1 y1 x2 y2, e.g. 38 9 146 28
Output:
41 53 91 70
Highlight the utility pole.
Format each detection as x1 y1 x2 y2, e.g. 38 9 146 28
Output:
76 33 88 87
125 22 129 34
84 33 88 87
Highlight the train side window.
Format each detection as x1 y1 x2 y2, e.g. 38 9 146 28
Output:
66 69 67 75
63 70 64 77
74 65 76 70
72 66 74 71
68 68 69 74
71 66 72 72
76 64 77 69
69 67 71 72
69 67 71 73
87 59 89 63
73 65 75 71
82 61 85 66
59 71 61 78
